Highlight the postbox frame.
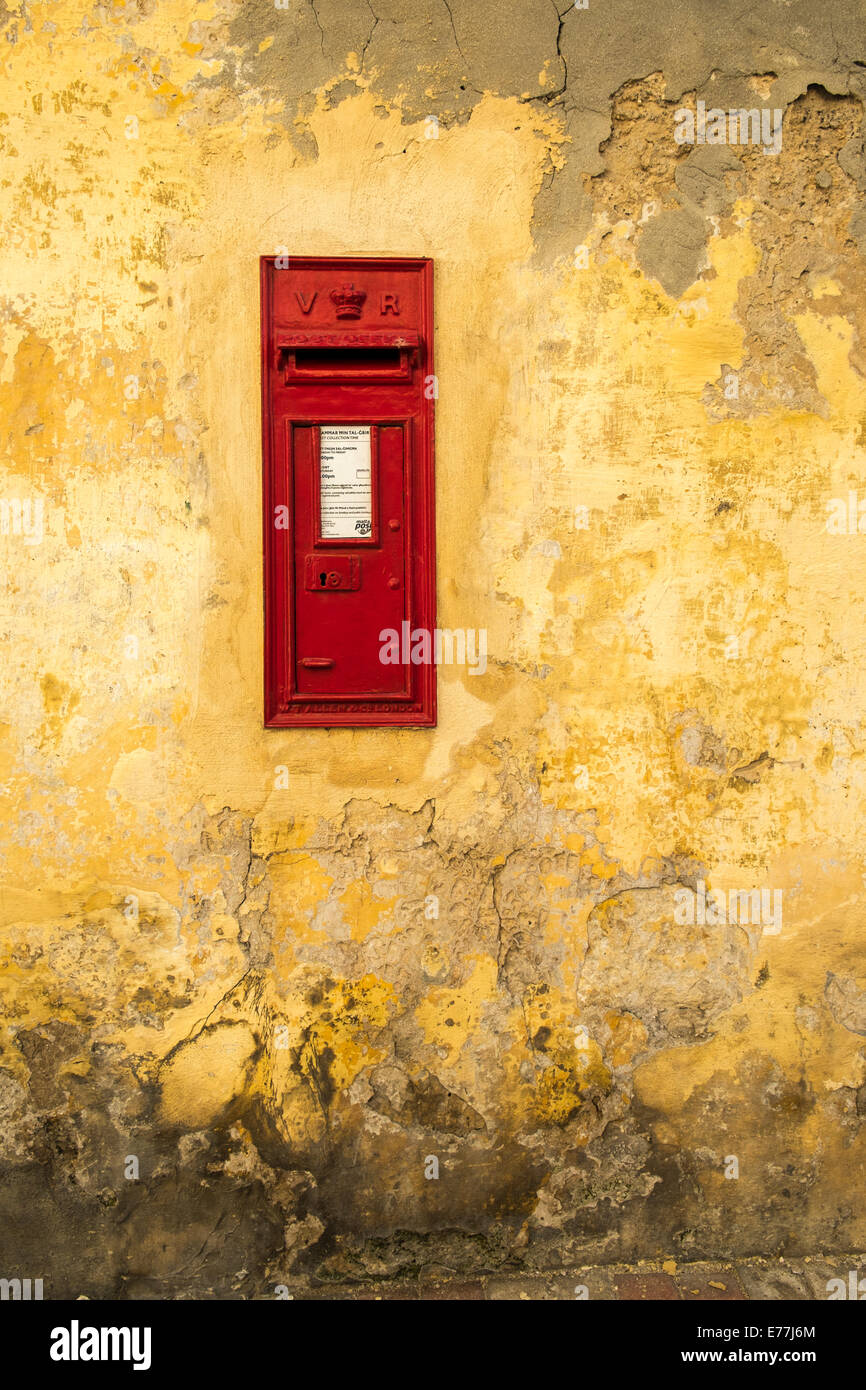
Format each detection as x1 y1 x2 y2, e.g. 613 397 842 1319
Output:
260 255 436 728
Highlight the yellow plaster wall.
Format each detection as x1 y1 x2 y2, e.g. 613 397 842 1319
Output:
1 0 865 1288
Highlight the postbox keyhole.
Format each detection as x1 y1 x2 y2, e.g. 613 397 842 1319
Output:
319 571 327 587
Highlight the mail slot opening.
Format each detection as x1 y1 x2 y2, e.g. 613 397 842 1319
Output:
279 342 414 383
294 347 402 373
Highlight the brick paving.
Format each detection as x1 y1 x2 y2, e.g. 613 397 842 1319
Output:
284 1253 865 1300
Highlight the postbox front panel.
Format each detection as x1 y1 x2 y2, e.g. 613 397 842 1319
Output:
261 257 436 727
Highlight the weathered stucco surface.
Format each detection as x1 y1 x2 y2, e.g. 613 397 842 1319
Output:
1 0 866 1295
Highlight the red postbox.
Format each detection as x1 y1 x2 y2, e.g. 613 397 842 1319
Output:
260 256 436 727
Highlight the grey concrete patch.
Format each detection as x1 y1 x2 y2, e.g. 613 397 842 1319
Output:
636 205 709 297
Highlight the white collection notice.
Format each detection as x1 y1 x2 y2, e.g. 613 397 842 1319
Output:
319 425 373 539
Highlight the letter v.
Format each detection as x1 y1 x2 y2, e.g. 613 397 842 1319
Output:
295 290 317 314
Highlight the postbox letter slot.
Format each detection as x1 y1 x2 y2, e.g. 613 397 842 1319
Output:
279 340 415 382
295 347 402 373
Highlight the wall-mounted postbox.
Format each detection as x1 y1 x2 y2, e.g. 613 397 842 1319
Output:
260 256 436 727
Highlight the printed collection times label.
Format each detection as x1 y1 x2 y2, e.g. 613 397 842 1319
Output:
320 425 372 538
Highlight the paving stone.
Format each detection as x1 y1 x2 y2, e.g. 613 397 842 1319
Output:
614 1270 681 1300
676 1263 745 1299
513 1272 616 1300
422 1280 485 1300
798 1257 866 1301
300 1282 419 1300
734 1259 812 1300
289 1254 866 1301
289 1285 353 1300
563 1267 617 1301
485 1275 574 1300
350 1285 420 1300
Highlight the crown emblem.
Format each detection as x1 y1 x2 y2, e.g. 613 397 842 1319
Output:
329 283 366 319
